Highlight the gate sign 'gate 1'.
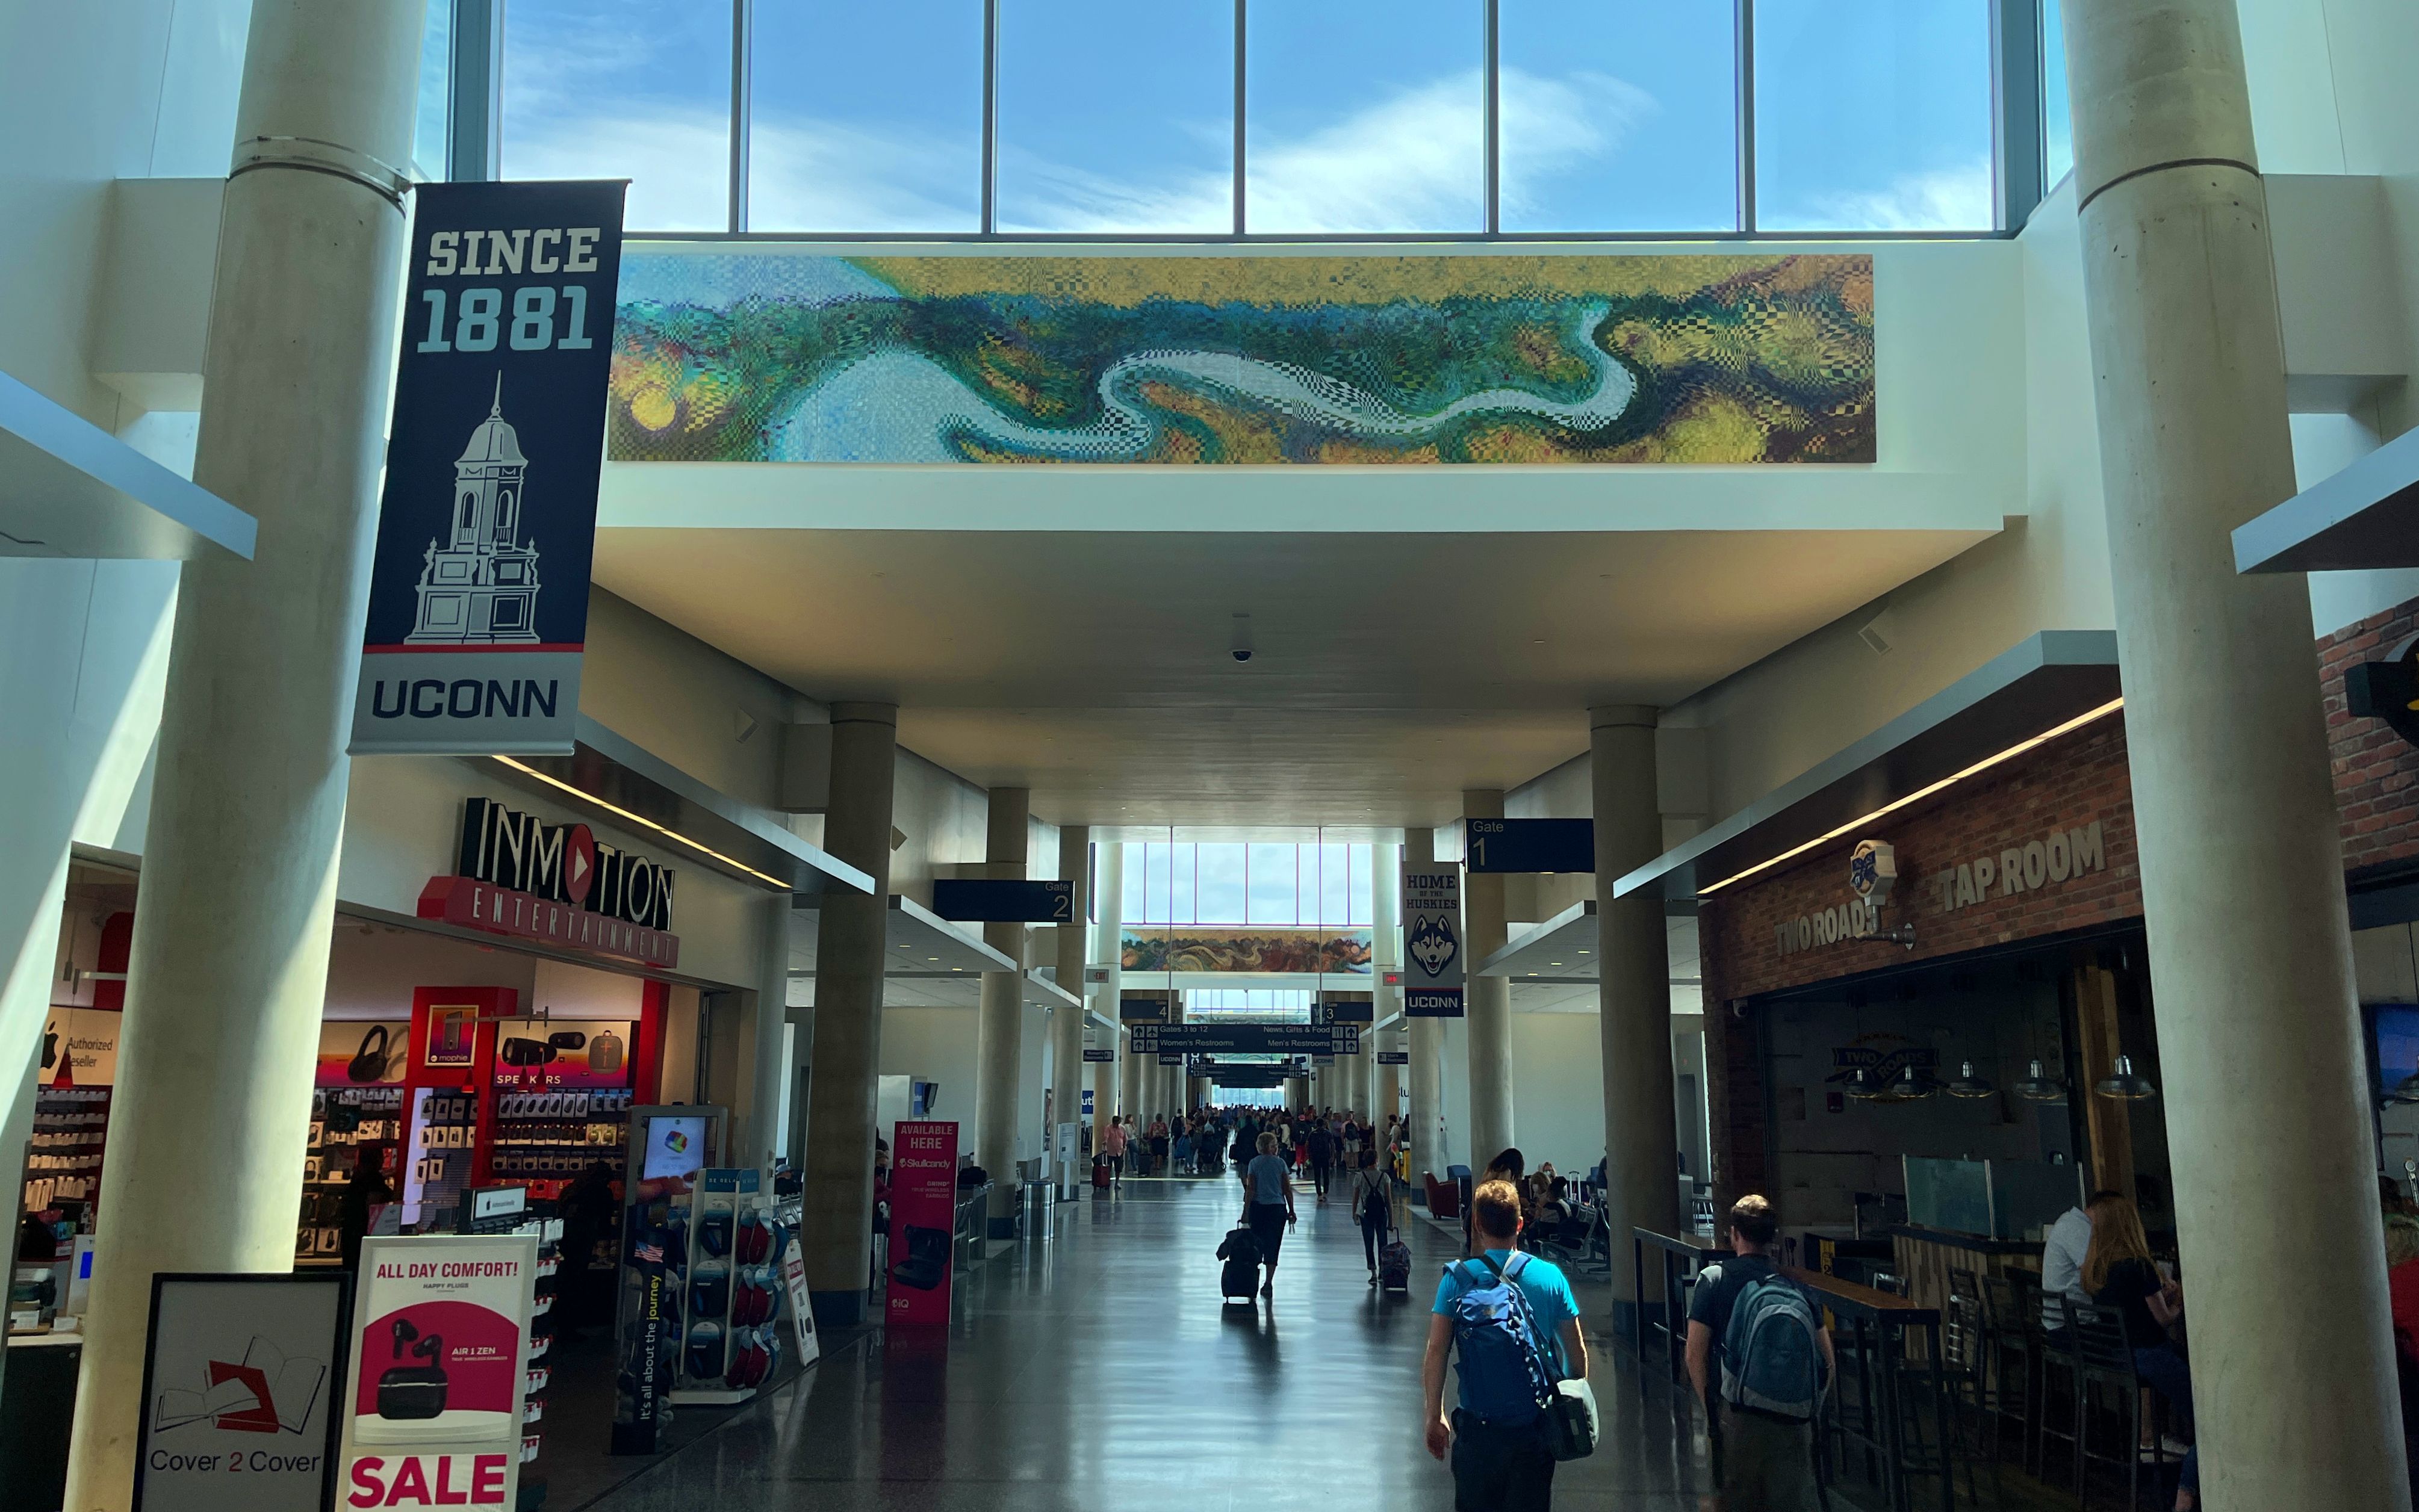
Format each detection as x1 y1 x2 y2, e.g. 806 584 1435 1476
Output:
1462 818 1595 874
353 179 627 755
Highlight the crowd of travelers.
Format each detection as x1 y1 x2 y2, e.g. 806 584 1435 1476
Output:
1093 1103 1412 1188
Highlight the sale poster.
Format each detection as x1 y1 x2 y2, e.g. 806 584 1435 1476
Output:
886 1120 958 1327
338 1235 535 1510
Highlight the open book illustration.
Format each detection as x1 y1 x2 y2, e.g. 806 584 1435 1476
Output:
152 1335 326 1435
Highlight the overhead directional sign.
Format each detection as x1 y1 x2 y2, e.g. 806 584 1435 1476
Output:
1464 817 1595 874
1402 861 1465 1017
1377 1050 1409 1065
1082 1047 1114 1062
931 878 1076 922
1314 994 1374 1024
1128 1024 1358 1056
1119 993 1172 1023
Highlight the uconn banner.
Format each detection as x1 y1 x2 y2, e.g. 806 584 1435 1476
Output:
351 180 627 754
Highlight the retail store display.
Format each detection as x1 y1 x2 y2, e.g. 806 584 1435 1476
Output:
458 1186 560 1478
299 1085 404 1262
22 1086 110 1213
610 1106 720 1452
669 1167 774 1404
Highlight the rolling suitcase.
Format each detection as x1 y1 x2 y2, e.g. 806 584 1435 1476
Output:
1092 1157 1111 1191
1378 1224 1412 1292
1216 1227 1262 1302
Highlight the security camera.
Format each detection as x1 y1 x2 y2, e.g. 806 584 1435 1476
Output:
1231 613 1253 663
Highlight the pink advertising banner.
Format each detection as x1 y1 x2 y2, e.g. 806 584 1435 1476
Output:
885 1121 958 1328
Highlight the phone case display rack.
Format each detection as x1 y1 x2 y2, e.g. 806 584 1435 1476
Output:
464 1193 560 1475
22 1087 112 1215
297 1085 406 1263
489 1087 634 1182
405 1089 483 1229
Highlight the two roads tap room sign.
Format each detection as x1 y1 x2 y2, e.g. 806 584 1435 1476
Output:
352 180 627 756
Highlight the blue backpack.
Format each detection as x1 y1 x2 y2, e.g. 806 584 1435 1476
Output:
1716 1268 1824 1420
1449 1253 1558 1426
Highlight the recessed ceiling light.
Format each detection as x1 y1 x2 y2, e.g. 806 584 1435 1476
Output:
1531 638 1546 646
1550 962 1562 967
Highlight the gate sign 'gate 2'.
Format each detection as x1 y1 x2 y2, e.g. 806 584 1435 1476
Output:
353 180 628 755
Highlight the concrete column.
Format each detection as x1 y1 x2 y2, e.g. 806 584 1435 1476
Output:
1163 988 1186 1127
1093 840 1124 1142
1462 790 1514 1166
801 703 898 1321
975 787 1028 1233
2064 4 2406 1505
1591 706 1680 1320
1120 1026 1142 1128
64 5 423 1505
737 893 795 1179
1373 841 1403 1133
1051 828 1089 1197
1405 829 1449 1185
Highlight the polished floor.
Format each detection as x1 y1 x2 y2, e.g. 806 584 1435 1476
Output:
582 1176 1720 1512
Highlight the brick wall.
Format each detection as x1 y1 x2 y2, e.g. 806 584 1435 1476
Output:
1700 594 2419 1215
1699 717 2141 1212
2320 598 2419 879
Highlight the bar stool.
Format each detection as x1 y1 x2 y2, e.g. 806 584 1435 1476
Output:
1939 1290 1999 1506
1977 1274 2042 1473
2063 1303 2169 1511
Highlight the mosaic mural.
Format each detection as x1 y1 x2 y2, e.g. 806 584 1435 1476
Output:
1120 928 1374 975
608 253 1875 465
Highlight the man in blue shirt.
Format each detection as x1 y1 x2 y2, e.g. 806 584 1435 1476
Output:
1422 1179 1589 1511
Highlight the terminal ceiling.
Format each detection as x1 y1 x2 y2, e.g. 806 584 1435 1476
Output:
594 522 1993 827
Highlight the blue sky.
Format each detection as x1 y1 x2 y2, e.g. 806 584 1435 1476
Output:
490 0 2015 234
1123 843 1372 928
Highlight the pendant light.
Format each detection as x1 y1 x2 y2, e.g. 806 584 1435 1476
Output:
2391 1070 2419 1105
2012 1059 2066 1102
1890 1061 1939 1100
1946 1061 1996 1098
2093 1055 2158 1100
1842 1067 1885 1101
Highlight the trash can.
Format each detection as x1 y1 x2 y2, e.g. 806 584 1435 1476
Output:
1021 1179 1053 1243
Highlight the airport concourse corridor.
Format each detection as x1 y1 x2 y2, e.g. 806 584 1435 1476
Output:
583 1179 1711 1512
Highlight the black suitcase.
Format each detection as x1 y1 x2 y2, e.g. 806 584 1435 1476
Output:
1216 1227 1261 1301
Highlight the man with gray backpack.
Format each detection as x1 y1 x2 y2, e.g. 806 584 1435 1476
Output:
1685 1194 1834 1511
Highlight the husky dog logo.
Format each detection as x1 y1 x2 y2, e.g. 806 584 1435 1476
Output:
1408 916 1459 978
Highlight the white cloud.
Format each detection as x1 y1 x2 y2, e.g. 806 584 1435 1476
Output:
1800 158 1995 232
750 114 981 232
502 64 1665 237
1497 69 1660 223
501 105 734 233
992 66 1638 236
